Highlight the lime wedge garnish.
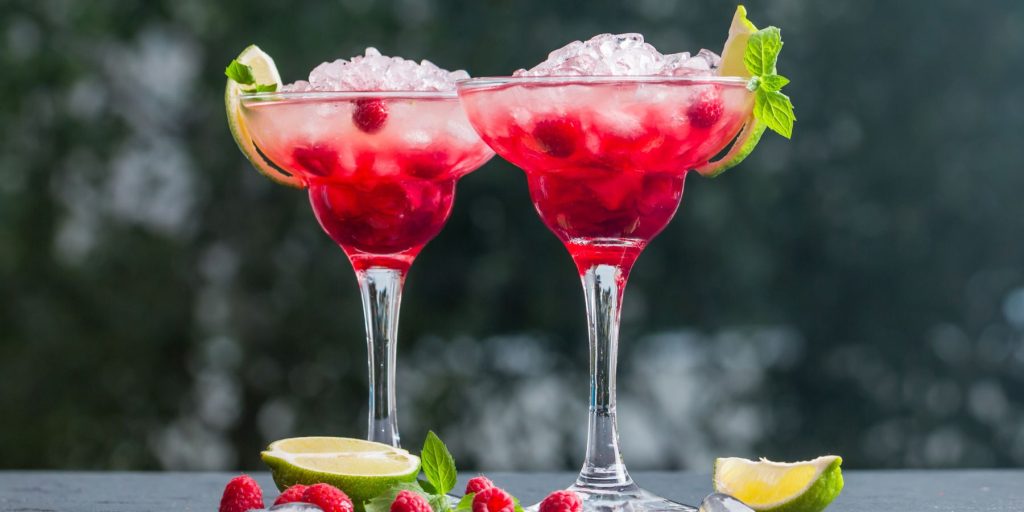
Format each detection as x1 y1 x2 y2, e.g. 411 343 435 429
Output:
225 45 303 188
713 456 844 512
719 5 758 78
696 5 762 178
261 437 421 504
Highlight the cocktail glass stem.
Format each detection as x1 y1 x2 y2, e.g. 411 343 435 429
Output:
356 266 405 448
574 263 639 493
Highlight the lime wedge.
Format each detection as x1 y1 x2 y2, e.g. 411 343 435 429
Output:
261 437 421 504
225 45 303 188
696 5 762 178
719 5 758 78
713 456 844 512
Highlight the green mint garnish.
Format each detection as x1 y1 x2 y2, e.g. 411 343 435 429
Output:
455 494 475 512
744 26 796 139
421 430 458 496
225 59 278 93
225 59 255 85
363 431 529 512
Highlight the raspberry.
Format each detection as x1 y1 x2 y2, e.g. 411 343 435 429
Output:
274 484 309 506
390 490 433 512
302 483 354 512
293 144 339 177
472 486 515 512
538 490 582 512
219 474 264 512
532 118 580 158
687 88 724 128
465 475 495 495
353 98 388 133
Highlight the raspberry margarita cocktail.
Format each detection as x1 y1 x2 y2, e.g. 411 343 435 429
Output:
458 8 795 512
227 48 493 447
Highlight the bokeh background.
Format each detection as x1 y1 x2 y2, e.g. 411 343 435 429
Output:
3 0 1024 472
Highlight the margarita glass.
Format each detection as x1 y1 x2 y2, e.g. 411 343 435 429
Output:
239 90 493 446
458 76 753 511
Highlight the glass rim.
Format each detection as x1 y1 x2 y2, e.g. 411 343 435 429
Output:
456 75 750 90
239 90 459 102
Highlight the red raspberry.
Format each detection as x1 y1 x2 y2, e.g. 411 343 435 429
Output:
390 490 433 512
532 118 580 157
219 474 264 512
273 484 309 506
302 483 354 512
538 490 582 512
472 486 515 512
353 98 388 133
465 475 495 495
687 87 724 128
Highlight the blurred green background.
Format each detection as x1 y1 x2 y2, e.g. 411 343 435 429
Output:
2 0 1024 471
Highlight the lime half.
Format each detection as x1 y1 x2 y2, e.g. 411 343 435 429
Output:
225 45 303 188
713 456 844 512
262 437 421 504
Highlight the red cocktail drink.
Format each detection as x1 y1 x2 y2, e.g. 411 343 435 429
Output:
461 78 751 272
242 93 493 271
460 70 755 512
233 47 494 448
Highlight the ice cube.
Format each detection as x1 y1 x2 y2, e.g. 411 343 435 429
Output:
698 493 755 512
514 33 720 78
281 80 313 92
287 48 469 92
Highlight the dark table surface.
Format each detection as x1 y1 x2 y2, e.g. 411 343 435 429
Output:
1 470 1022 512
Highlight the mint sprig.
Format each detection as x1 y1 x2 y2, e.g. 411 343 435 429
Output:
421 430 457 496
225 59 278 93
364 431 529 512
744 27 795 139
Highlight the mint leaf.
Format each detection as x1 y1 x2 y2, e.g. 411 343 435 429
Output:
744 27 782 76
455 493 475 512
421 431 457 495
225 60 255 85
428 494 451 512
253 83 278 93
759 74 789 92
755 89 796 139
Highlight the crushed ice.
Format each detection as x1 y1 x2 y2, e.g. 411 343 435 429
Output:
282 48 469 92
513 33 720 77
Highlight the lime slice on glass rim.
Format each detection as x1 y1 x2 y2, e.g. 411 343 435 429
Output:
224 45 303 188
261 437 421 504
713 456 844 512
695 5 768 178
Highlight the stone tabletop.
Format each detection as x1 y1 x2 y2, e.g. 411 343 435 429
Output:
0 470 1022 512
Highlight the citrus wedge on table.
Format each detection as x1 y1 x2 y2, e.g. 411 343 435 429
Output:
261 437 420 504
713 456 844 512
224 45 303 188
695 5 767 178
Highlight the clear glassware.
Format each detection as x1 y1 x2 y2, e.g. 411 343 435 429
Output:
240 90 494 446
458 76 754 511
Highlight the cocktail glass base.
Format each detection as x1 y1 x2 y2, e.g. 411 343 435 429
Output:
527 486 697 512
